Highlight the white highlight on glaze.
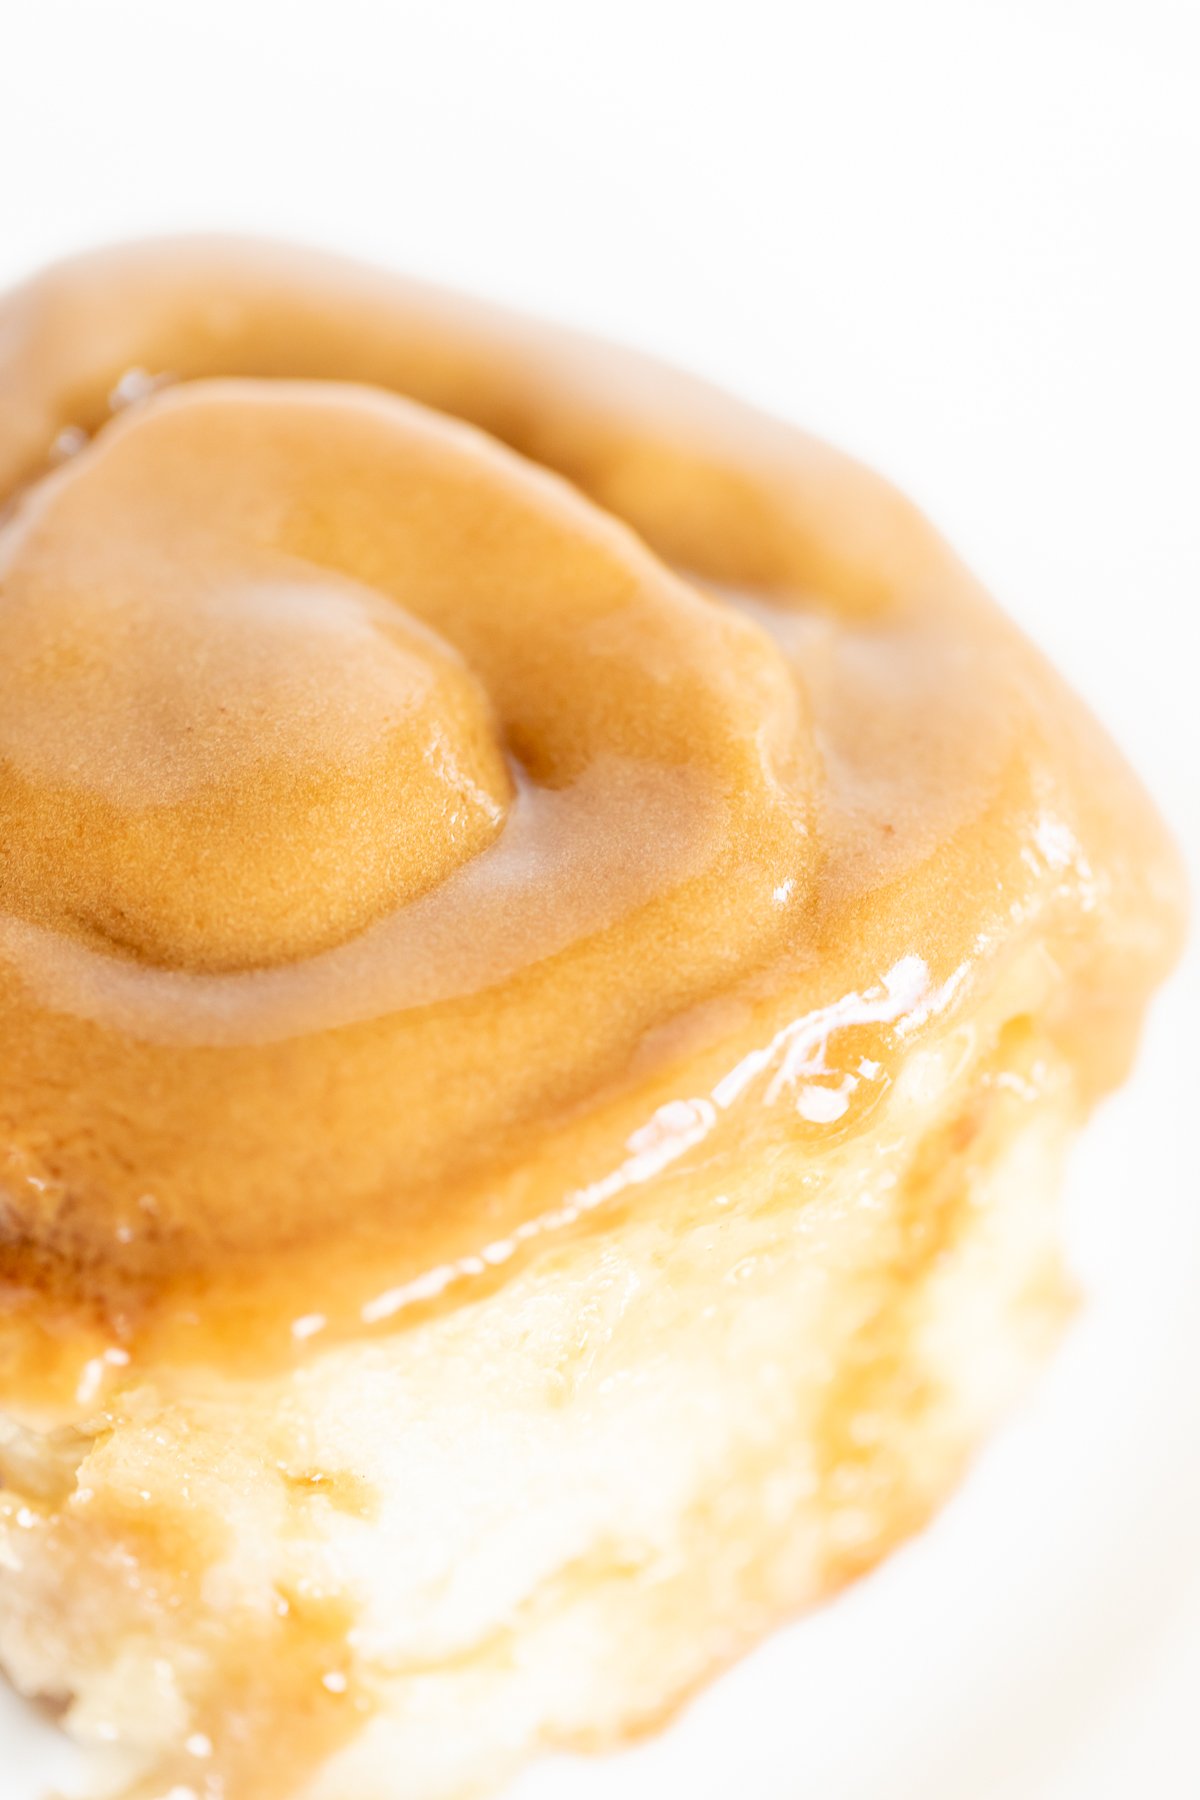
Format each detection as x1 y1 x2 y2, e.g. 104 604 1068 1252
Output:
108 366 174 412
361 957 952 1328
894 960 970 1038
713 954 929 1112
74 1345 131 1407
291 1314 328 1343
796 1079 854 1124
49 424 88 463
1017 810 1103 918
1034 814 1077 871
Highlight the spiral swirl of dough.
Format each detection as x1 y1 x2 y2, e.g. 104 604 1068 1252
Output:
0 245 828 1291
0 240 1181 1351
0 381 810 974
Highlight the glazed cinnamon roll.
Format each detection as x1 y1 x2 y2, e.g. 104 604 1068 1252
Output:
0 240 1184 1800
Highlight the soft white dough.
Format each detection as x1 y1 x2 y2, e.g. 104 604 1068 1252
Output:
0 998 1072 1800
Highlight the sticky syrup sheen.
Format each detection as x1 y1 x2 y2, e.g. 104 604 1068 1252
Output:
0 239 1184 1410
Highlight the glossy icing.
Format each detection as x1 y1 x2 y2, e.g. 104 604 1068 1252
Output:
0 241 1184 1400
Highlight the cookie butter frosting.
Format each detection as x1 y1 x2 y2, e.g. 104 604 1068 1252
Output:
0 239 1184 1394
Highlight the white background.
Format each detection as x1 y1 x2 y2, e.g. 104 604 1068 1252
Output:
2 3 1198 1796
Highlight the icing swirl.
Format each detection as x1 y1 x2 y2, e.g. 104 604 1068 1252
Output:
0 240 1183 1383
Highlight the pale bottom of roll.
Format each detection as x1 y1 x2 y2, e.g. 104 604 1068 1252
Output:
0 972 1076 1800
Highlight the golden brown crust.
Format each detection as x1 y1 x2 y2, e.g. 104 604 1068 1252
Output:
0 239 1184 1395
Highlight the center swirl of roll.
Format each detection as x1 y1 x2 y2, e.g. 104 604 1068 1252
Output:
0 380 814 1000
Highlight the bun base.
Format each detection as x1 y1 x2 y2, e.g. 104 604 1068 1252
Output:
0 955 1073 1800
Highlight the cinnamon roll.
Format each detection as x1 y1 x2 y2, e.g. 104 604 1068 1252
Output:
0 239 1184 1800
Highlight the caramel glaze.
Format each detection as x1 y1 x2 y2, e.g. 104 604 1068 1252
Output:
0 239 1184 1404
